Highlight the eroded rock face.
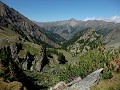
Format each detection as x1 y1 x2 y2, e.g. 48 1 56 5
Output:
50 68 103 90
22 52 35 70
0 43 45 72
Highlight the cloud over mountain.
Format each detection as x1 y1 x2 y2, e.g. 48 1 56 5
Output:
84 17 96 21
105 16 120 23
84 16 120 23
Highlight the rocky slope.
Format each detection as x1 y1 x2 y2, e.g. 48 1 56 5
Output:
63 28 102 55
0 1 60 48
0 41 68 90
0 43 43 90
103 23 120 48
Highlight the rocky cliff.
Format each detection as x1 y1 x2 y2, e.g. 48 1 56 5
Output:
0 42 47 73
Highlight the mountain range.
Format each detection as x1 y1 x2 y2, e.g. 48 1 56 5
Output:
34 18 120 48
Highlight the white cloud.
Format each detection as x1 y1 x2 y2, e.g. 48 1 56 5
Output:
106 16 120 23
83 15 120 23
84 17 96 21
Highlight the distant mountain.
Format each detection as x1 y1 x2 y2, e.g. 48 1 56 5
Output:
0 1 61 48
34 19 118 40
63 24 120 55
103 23 120 48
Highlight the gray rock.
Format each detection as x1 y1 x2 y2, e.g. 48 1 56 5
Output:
68 68 103 90
10 44 18 59
50 68 103 90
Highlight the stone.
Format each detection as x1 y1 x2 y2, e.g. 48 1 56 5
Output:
50 81 67 90
67 77 82 86
68 68 103 90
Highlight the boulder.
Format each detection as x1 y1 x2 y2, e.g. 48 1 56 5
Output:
67 77 82 86
68 68 103 90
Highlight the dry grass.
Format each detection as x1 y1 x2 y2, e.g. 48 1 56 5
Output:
91 72 120 90
0 28 20 48
0 78 26 90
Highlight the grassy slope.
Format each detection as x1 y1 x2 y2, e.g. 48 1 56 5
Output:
0 28 20 48
19 42 42 58
91 72 120 90
57 49 73 61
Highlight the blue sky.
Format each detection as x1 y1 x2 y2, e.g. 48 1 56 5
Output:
1 0 120 22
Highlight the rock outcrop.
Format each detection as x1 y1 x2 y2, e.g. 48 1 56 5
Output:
50 68 103 90
0 42 48 72
68 68 103 90
0 44 45 90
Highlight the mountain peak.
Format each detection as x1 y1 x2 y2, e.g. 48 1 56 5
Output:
69 18 78 21
66 18 78 26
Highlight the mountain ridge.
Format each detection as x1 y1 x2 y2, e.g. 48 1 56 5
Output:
0 1 61 48
34 18 119 40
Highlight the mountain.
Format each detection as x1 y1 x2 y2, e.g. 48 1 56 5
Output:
63 25 120 55
34 19 118 40
103 23 120 48
63 28 102 55
0 1 61 48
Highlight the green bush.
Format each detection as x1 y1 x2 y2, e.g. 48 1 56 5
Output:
58 49 113 82
102 69 113 79
58 52 67 64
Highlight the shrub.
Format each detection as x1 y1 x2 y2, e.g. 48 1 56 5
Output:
58 52 67 64
102 69 113 79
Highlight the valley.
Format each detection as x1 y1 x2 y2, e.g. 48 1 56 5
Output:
0 1 120 90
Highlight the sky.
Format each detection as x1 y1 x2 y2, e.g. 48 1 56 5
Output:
1 0 120 22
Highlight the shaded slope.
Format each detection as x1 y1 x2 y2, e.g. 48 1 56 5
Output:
0 1 59 48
